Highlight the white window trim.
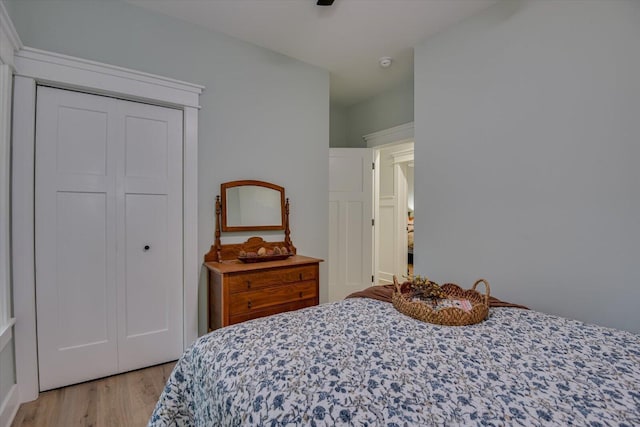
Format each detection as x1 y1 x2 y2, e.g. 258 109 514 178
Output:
12 46 204 403
0 0 20 345
0 318 15 353
0 65 12 345
0 4 22 426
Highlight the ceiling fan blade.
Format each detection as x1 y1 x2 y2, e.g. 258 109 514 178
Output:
316 0 335 5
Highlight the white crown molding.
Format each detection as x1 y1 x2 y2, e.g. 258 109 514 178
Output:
15 47 204 108
0 1 23 68
363 122 414 148
390 147 414 164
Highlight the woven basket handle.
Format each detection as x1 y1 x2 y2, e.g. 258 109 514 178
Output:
472 279 490 306
393 275 401 293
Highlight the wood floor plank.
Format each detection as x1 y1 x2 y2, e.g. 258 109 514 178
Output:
11 389 61 427
12 362 176 427
57 381 97 427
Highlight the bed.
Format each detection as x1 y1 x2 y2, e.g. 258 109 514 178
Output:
149 297 640 426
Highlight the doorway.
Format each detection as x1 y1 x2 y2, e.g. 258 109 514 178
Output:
327 123 414 299
373 141 414 285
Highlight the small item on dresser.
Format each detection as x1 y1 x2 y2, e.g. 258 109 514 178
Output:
257 247 267 256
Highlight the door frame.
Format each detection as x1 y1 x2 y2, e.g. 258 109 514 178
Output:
11 47 203 402
390 147 414 280
364 123 414 284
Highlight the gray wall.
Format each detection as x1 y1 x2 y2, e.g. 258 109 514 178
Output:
330 78 414 148
329 103 347 148
8 0 330 332
347 79 414 147
414 0 640 333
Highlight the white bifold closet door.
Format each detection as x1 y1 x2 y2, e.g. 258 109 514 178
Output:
35 87 183 391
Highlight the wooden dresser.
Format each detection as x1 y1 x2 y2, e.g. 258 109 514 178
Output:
204 180 323 330
205 255 322 330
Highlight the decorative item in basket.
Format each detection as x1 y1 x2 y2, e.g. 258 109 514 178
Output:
392 275 490 326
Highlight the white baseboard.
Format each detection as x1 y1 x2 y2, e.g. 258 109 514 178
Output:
0 384 19 427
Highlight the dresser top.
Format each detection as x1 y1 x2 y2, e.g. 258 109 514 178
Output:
204 254 323 274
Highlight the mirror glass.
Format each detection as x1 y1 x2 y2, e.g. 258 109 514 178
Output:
222 181 285 231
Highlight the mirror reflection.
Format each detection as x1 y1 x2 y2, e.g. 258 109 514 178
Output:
221 180 285 231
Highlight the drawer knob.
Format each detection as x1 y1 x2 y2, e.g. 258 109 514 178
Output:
299 273 303 280
299 291 303 298
247 280 251 289
248 300 252 309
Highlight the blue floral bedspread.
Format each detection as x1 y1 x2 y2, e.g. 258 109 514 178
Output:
149 298 640 426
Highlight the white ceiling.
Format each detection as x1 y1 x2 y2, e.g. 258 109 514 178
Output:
124 0 497 106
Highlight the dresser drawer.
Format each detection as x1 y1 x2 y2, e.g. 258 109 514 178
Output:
229 281 317 315
228 265 317 293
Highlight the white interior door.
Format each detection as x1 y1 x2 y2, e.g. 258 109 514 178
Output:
35 87 183 391
328 148 374 302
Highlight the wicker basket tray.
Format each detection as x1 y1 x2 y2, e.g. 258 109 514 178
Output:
392 276 490 326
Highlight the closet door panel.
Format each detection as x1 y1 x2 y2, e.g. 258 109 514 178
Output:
35 87 118 391
123 193 169 337
116 100 183 371
55 192 109 348
56 105 107 176
124 115 168 180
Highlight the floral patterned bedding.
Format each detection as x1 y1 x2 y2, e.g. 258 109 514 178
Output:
149 298 640 426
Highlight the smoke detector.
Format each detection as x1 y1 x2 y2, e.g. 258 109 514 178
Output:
378 57 392 68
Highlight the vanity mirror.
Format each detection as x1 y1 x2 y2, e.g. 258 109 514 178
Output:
221 180 285 231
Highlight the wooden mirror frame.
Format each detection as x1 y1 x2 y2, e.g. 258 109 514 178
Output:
221 180 285 232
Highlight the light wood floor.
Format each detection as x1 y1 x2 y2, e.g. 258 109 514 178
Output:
11 362 175 427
